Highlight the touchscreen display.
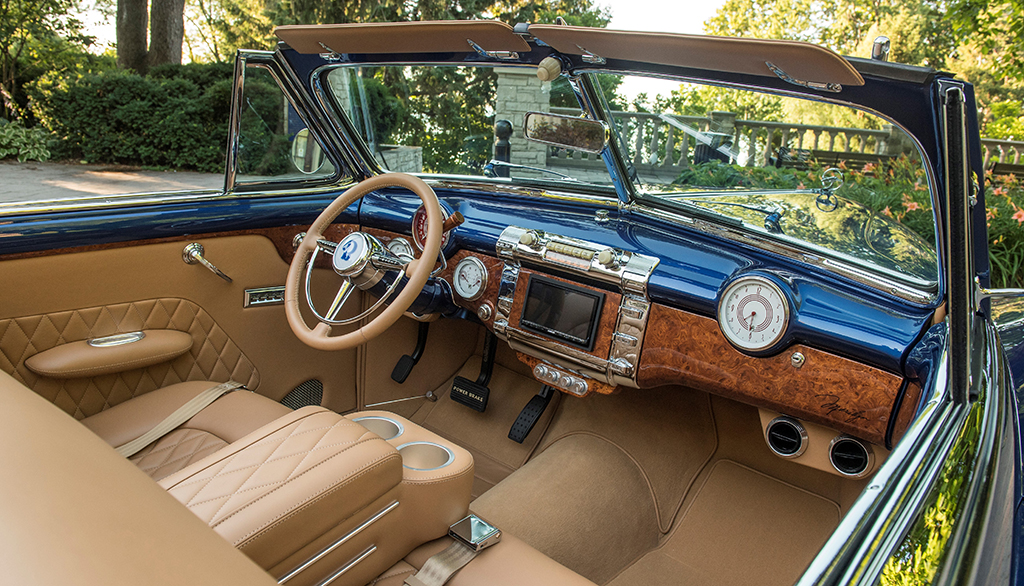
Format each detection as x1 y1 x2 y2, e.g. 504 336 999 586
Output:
520 276 604 350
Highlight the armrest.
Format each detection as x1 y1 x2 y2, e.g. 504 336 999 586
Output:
25 329 193 378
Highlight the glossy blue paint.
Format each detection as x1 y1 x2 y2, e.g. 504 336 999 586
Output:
361 187 932 373
0 192 359 255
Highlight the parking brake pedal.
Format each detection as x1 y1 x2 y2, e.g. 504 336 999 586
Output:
392 322 430 383
508 386 554 444
450 332 498 412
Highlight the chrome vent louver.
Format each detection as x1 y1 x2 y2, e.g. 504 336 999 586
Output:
765 417 807 458
829 436 871 477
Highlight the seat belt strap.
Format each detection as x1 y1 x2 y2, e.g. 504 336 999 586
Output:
403 541 478 586
404 515 501 586
115 381 244 458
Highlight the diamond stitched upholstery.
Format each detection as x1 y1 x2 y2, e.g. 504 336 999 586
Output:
131 428 230 481
162 409 399 537
0 298 260 419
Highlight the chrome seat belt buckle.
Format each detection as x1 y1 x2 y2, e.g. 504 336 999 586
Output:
448 515 501 552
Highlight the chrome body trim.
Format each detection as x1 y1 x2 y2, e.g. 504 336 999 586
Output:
315 546 376 586
87 331 146 348
277 501 398 584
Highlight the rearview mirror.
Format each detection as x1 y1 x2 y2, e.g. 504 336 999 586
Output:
524 112 607 154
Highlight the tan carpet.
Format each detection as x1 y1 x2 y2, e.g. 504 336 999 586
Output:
411 355 560 497
608 459 841 586
471 434 660 585
538 385 718 532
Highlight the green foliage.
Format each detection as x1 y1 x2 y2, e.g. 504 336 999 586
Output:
30 63 232 171
1 0 97 120
0 120 51 162
983 100 1024 140
947 0 1024 83
235 66 292 176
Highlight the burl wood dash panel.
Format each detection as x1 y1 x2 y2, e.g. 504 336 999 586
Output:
638 303 903 444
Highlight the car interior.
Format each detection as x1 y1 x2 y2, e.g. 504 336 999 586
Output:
0 21 936 586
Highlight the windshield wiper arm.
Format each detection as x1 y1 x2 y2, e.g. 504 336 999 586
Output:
698 200 786 234
483 159 578 181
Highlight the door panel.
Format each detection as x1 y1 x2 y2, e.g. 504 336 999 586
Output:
0 234 361 416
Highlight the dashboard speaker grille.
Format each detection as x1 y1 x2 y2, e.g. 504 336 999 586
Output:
766 417 806 458
830 437 870 476
280 379 323 410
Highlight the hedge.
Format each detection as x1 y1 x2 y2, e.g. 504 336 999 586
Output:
29 63 233 172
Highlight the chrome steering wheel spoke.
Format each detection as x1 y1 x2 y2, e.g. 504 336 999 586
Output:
325 279 354 321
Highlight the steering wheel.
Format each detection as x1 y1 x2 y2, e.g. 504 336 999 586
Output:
285 173 442 350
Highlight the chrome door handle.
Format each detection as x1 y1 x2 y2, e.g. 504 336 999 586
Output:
182 243 233 283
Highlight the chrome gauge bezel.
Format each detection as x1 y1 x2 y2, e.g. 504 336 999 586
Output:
452 256 488 301
717 274 791 353
386 236 415 262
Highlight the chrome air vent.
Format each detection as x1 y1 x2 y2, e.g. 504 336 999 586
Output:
829 436 872 477
765 417 807 458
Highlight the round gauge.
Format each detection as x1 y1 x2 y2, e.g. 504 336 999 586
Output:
412 204 451 251
717 275 790 352
452 257 488 301
386 237 415 262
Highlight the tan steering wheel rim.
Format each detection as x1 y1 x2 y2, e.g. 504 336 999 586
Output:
285 173 443 351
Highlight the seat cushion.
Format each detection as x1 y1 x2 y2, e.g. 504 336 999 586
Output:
81 381 292 480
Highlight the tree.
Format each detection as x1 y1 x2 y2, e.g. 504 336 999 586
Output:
115 0 186 72
947 0 1024 83
0 0 91 120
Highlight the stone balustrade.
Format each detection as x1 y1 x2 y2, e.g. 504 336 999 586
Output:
981 138 1024 168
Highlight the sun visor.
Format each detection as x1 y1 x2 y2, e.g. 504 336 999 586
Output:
529 25 864 88
275 21 531 55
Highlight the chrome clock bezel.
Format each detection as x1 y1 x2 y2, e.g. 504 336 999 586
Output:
717 274 791 353
452 256 488 301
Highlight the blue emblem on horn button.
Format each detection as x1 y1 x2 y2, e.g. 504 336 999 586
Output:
333 233 368 274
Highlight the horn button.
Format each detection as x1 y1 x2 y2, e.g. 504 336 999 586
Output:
333 232 386 288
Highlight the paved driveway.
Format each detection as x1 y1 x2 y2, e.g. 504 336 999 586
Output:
0 161 223 204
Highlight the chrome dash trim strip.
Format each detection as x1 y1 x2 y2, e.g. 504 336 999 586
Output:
277 501 398 584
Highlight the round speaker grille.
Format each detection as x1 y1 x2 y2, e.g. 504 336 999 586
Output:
765 417 807 458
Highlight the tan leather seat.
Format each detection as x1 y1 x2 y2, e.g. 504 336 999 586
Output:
80 381 291 481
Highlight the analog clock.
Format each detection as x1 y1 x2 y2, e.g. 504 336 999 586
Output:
717 275 790 352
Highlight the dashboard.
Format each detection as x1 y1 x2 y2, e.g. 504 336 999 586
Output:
362 208 919 449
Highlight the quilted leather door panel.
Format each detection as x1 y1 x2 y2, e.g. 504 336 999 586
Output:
0 298 260 419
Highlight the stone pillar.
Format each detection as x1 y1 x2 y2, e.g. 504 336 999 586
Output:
494 67 550 169
710 111 737 135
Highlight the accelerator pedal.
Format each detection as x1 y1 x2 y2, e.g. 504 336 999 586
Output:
392 321 430 383
450 332 498 412
508 386 554 444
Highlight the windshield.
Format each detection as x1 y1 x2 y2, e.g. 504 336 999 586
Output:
325 66 938 291
325 65 617 190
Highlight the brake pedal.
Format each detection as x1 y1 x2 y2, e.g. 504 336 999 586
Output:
450 332 498 412
508 386 554 444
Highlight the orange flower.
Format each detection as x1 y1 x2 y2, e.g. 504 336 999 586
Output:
862 162 876 173
1014 209 1024 225
904 201 921 211
883 206 893 217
